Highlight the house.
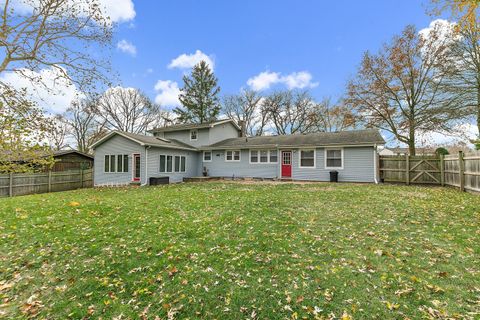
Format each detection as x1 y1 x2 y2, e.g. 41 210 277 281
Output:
91 119 385 185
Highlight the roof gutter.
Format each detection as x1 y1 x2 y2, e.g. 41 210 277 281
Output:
199 142 386 151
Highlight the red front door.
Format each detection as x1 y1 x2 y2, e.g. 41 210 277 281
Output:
281 151 292 178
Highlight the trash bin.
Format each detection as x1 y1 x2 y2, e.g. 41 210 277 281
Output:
329 171 339 183
149 177 169 185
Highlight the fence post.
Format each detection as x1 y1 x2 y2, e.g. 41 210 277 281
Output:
405 154 410 185
8 172 13 197
48 171 52 193
459 151 465 192
440 154 445 187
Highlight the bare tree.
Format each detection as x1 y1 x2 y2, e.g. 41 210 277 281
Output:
311 97 357 132
440 23 480 143
346 25 465 155
223 90 268 136
262 90 315 135
66 96 106 153
94 87 162 134
45 114 70 150
0 0 112 98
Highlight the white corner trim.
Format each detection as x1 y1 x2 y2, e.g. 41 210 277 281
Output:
324 147 344 170
298 149 316 169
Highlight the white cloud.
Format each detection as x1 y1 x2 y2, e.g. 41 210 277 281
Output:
247 71 281 91
0 67 80 114
154 80 181 108
100 0 135 23
168 50 215 70
6 0 135 23
419 19 456 41
117 39 137 56
247 70 319 91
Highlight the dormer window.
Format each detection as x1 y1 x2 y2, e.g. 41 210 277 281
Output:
190 129 198 141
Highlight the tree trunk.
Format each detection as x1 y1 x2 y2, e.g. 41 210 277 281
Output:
408 124 416 156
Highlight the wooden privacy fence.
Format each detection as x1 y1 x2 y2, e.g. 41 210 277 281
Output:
0 169 93 198
379 151 480 193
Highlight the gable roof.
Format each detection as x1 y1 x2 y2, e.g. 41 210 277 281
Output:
148 119 241 133
53 150 94 160
91 131 197 151
203 129 385 150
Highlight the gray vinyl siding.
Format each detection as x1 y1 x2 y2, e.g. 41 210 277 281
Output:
162 128 210 148
146 148 199 183
202 149 279 178
94 135 146 185
160 123 240 148
209 123 240 145
291 147 375 182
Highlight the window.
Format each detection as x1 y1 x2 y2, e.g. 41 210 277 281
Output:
260 150 268 163
269 150 278 163
300 150 315 168
123 155 129 172
160 155 166 172
174 156 181 172
250 150 278 164
166 155 173 172
104 155 128 173
250 150 258 163
104 155 110 172
110 154 116 172
160 154 186 173
326 149 343 169
190 130 198 141
117 154 123 172
203 151 212 162
226 150 240 162
181 156 186 172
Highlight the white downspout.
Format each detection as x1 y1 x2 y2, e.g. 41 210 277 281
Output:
142 146 151 186
373 144 378 184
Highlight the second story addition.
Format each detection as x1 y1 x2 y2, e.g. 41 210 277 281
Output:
148 119 243 148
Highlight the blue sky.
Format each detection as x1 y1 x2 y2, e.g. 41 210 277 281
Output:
112 0 437 107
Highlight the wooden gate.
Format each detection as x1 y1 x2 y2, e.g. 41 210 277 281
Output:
379 156 442 185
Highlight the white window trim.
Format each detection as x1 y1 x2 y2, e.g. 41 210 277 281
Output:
299 149 316 169
249 149 278 164
203 151 212 162
225 150 241 162
324 148 344 170
160 154 187 173
190 129 198 141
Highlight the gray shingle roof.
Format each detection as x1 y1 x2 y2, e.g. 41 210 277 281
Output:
203 129 385 149
148 119 241 133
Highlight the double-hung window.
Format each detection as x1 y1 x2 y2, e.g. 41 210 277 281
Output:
203 151 212 162
226 150 240 162
299 150 315 168
190 130 198 141
325 149 343 169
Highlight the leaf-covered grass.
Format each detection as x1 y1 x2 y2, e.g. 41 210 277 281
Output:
1 182 479 319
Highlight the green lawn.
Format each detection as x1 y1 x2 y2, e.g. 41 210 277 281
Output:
1 182 479 319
